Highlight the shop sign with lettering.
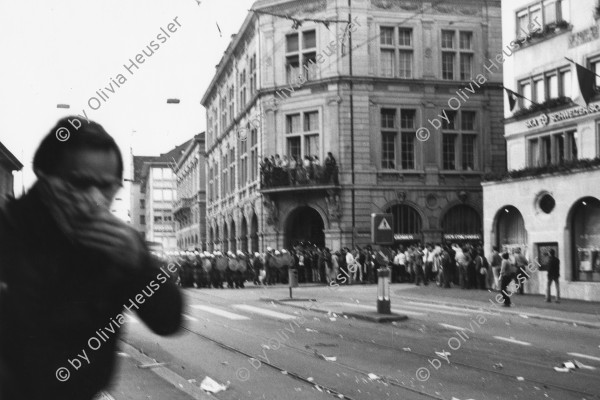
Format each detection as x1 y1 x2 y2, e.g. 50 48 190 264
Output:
525 103 600 129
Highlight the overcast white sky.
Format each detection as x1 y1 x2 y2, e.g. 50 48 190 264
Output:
0 0 255 190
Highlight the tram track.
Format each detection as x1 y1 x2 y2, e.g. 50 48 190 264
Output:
179 289 600 399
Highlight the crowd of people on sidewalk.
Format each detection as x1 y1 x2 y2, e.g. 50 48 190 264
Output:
260 152 339 187
156 241 562 306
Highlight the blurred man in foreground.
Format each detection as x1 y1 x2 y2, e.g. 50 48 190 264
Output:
0 117 183 400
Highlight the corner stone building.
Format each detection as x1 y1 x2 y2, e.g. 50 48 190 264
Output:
201 0 505 253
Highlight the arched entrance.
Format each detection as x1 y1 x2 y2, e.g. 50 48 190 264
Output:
285 206 325 248
442 205 482 243
569 197 600 282
241 217 248 253
250 214 259 253
495 206 527 253
385 204 423 244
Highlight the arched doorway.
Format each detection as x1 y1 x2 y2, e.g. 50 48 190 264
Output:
495 206 527 253
241 217 248 253
442 205 482 243
230 221 237 253
570 197 600 282
285 206 325 248
385 204 423 244
250 214 259 253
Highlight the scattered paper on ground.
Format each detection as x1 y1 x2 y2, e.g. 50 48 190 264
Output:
200 376 229 393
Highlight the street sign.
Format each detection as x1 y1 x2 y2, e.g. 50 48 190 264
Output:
371 213 394 245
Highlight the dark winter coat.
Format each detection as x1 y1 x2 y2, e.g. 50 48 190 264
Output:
0 188 182 400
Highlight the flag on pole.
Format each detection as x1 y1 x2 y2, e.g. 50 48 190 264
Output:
565 57 599 105
504 88 519 111
501 86 539 110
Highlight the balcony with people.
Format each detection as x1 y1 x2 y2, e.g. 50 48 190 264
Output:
260 152 340 193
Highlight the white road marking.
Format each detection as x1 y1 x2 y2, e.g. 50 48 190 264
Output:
340 303 425 316
183 314 198 322
190 304 250 320
439 323 467 331
406 301 472 316
567 352 600 363
232 304 297 320
402 304 470 316
493 336 531 346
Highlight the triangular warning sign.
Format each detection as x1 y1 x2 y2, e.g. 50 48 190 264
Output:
378 218 392 231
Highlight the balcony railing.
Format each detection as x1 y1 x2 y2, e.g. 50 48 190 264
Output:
260 164 340 190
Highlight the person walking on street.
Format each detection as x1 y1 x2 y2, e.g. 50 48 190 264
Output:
490 246 502 291
499 252 515 307
545 249 560 303
513 248 529 294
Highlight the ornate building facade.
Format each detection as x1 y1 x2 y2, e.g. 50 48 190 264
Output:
202 0 505 252
483 0 600 300
174 133 207 250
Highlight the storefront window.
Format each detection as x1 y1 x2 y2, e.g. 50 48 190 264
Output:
386 204 422 243
572 197 600 282
497 206 528 254
442 205 482 242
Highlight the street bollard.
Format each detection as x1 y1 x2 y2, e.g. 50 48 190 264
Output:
288 267 299 299
377 266 391 314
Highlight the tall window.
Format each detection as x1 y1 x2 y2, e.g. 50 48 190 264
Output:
239 138 248 187
228 85 235 124
517 0 566 34
529 130 578 167
250 54 257 96
520 81 532 108
380 108 417 170
222 153 227 197
381 109 396 169
590 56 600 88
208 166 213 202
220 95 228 130
229 148 235 193
441 110 478 171
250 128 258 181
286 111 319 161
518 65 573 108
239 69 247 108
441 30 473 80
379 26 413 78
286 30 317 84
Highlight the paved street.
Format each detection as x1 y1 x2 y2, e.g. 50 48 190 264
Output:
104 284 600 400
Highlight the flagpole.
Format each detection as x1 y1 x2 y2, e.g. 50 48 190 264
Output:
501 85 540 107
